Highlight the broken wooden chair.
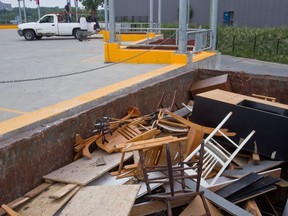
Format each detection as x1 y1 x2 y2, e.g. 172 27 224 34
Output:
184 112 256 187
137 141 211 216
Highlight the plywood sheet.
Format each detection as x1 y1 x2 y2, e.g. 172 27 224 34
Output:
43 150 133 185
15 183 80 216
59 185 140 216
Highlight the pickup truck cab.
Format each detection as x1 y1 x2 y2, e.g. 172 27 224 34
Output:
17 14 95 41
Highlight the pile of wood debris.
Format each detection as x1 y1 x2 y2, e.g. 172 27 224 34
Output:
1 74 287 216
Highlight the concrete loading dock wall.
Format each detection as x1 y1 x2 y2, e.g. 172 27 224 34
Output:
1 68 288 204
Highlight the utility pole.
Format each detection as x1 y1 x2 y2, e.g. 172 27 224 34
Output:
158 0 162 33
75 0 79 22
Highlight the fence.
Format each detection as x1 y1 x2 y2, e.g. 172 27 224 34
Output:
217 28 288 64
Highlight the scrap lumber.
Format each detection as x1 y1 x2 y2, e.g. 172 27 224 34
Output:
252 93 276 102
184 178 253 216
208 168 282 192
130 197 192 216
59 185 140 216
49 184 78 199
24 182 52 198
222 160 284 178
43 150 133 185
14 183 80 216
244 199 262 216
1 204 20 216
179 196 222 216
216 173 264 199
190 74 231 98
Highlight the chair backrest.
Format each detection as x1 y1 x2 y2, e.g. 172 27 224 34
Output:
184 112 256 187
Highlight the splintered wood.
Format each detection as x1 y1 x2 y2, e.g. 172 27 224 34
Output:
59 185 140 216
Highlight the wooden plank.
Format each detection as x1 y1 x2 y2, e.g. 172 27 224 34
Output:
49 184 78 199
179 196 222 216
24 182 52 198
232 185 277 204
14 183 80 216
208 168 282 192
222 160 284 178
216 173 263 199
59 185 140 216
43 150 133 185
190 74 231 98
244 199 262 216
229 176 279 203
130 197 192 216
184 179 252 216
1 205 20 216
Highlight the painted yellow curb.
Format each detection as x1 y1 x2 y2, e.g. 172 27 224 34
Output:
0 25 17 29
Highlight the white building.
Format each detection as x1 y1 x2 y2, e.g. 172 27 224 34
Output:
0 1 12 11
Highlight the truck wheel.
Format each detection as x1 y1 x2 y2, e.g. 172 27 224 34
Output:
35 36 42 40
24 30 35 41
73 29 81 39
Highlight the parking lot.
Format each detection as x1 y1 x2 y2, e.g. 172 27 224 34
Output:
0 29 167 122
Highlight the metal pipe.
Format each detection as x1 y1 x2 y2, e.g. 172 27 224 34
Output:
17 0 22 23
108 0 116 42
158 0 162 33
74 0 78 22
210 0 218 50
104 0 108 30
149 0 153 30
22 0 27 22
178 0 188 53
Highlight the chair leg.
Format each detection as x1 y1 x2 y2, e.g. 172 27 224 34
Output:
199 194 211 216
166 200 173 216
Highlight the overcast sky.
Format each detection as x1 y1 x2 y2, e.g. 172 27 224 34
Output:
3 0 84 8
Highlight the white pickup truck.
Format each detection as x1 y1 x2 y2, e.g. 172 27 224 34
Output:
17 14 95 41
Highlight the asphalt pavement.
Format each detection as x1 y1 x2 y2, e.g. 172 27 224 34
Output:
0 29 287 123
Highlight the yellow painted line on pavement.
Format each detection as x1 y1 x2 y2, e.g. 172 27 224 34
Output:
0 64 185 136
0 107 27 114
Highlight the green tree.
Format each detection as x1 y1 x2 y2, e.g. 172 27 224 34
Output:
81 0 104 11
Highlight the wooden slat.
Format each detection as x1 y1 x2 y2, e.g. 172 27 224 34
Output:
49 184 78 199
244 199 262 216
15 184 80 216
43 150 133 185
24 182 52 198
59 185 140 216
1 205 20 216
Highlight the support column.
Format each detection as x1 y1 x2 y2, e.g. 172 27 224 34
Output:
104 0 108 30
149 0 154 30
178 0 188 53
74 0 78 22
108 0 116 42
23 0 27 22
17 0 22 23
158 0 162 32
210 0 218 50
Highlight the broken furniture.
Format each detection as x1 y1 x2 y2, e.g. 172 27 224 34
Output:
191 89 288 161
117 136 210 216
190 74 231 99
184 112 255 187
